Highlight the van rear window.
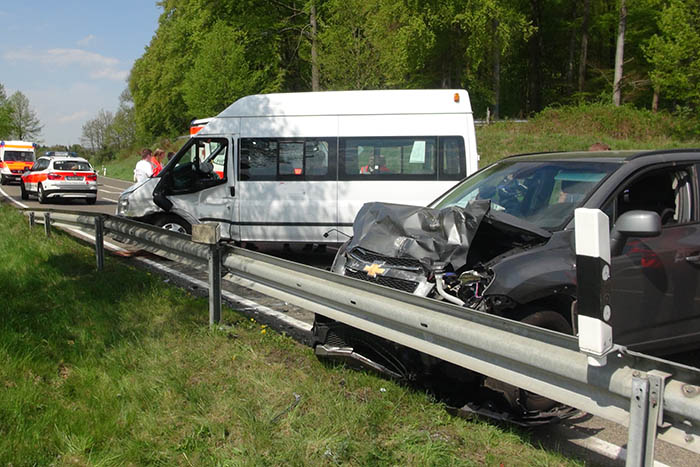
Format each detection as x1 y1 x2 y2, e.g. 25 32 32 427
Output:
4 151 34 162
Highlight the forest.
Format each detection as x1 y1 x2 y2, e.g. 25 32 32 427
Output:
122 0 699 142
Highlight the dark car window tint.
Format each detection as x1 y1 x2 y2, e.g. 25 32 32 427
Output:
610 167 695 225
434 161 616 230
54 161 92 171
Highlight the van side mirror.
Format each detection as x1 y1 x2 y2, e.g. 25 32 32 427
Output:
610 210 662 256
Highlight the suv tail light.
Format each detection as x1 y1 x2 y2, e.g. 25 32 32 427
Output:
86 173 97 181
47 173 63 180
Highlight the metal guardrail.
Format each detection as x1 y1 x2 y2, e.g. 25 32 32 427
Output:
24 209 700 465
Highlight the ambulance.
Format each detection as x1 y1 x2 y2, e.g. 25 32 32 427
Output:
0 140 37 185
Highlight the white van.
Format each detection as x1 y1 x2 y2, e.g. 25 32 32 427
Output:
117 89 479 244
0 140 36 185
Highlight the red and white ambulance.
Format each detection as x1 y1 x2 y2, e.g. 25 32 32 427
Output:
0 140 36 185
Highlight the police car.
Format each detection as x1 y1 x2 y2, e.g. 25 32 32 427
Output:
20 152 98 204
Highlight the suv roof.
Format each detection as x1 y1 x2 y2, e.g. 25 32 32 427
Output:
503 148 700 164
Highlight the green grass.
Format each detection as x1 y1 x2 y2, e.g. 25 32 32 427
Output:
476 103 700 166
0 204 579 465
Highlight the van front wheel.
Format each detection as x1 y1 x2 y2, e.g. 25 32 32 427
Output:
154 215 191 235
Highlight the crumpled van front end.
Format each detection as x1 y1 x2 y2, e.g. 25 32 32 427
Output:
116 178 161 219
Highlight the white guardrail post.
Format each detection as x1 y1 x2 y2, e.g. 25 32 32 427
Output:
575 208 665 466
192 223 222 325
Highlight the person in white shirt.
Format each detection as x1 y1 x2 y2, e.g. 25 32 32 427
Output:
134 148 153 182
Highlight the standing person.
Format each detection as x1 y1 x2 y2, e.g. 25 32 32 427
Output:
134 148 153 182
150 148 165 176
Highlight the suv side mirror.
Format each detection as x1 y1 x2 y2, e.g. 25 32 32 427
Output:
610 210 662 256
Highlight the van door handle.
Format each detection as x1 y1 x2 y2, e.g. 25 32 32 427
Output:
230 186 235 197
685 254 700 264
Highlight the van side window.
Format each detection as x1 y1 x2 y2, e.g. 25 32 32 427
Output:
167 138 227 194
439 136 466 180
239 138 335 181
339 136 464 180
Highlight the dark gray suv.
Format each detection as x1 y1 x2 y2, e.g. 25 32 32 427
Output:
313 149 700 419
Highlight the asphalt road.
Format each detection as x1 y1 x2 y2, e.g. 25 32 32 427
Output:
0 175 133 214
1 175 697 465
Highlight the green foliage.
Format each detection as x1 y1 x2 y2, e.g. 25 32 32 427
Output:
645 0 700 109
182 23 271 117
476 103 700 165
7 91 42 142
0 83 12 139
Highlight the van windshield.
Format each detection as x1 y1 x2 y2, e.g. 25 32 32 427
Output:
432 160 617 230
4 151 34 162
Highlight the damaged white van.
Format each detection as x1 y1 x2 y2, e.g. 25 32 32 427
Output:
116 89 479 244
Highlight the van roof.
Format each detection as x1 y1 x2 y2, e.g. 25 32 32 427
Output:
1 140 36 149
216 89 472 119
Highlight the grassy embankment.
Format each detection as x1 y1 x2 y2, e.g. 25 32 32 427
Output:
0 204 577 465
99 103 700 182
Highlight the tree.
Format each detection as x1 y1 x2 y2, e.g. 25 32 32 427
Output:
613 0 627 106
0 84 12 138
645 0 700 110
182 22 269 117
81 110 113 153
7 91 42 141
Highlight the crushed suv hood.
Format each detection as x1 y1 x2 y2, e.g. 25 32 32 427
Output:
347 201 552 272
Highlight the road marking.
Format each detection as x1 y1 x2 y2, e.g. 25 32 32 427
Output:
0 186 29 208
567 435 669 467
99 188 124 194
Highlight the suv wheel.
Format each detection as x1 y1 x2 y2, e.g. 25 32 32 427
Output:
485 308 572 414
37 184 47 204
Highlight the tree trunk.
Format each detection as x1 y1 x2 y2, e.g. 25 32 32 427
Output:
613 0 627 106
566 1 579 87
652 86 659 112
310 1 320 91
528 0 544 112
492 19 501 120
578 0 591 92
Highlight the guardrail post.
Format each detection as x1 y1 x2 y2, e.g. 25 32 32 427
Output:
95 215 104 271
28 211 35 228
43 212 51 237
192 223 222 325
574 208 613 366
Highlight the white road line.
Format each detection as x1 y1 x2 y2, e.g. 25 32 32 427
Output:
99 188 123 194
0 186 29 208
567 435 669 467
136 257 313 332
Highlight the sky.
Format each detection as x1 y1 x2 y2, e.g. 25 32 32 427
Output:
0 1 161 146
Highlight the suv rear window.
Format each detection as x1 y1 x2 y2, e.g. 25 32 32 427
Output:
54 161 92 171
